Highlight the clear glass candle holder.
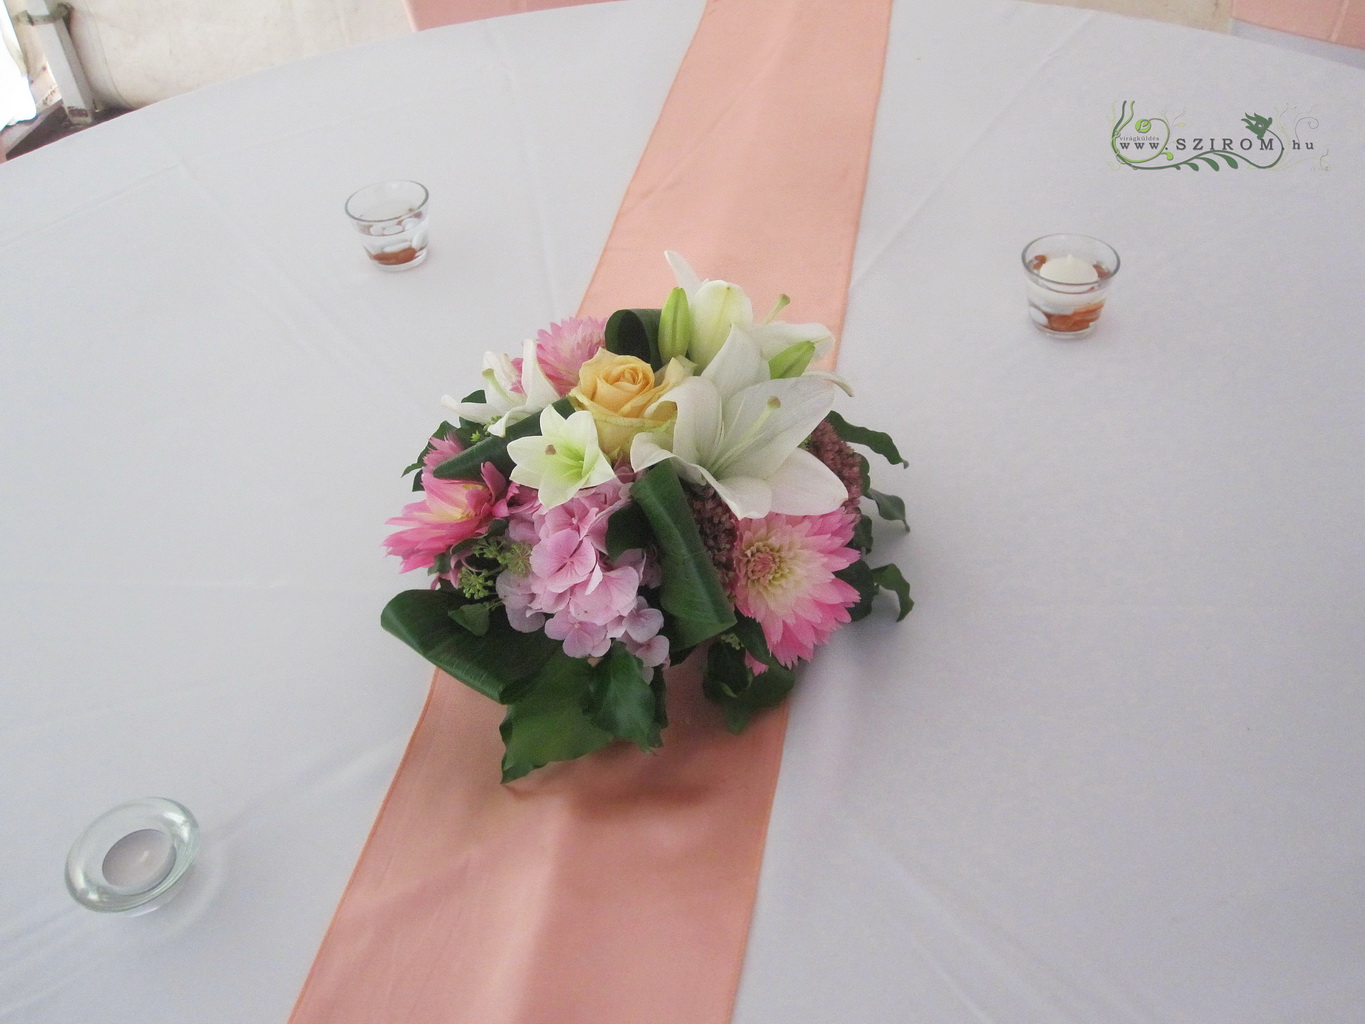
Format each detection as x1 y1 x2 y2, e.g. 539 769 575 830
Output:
345 180 430 271
66 798 200 914
1021 234 1120 337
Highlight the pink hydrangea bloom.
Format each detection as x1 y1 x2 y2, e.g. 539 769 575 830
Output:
383 433 513 573
497 475 668 672
731 509 860 669
534 316 607 396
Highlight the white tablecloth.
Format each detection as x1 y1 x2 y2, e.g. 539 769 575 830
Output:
3 1 1363 1020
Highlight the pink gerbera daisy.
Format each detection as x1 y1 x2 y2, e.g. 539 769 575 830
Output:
731 509 860 668
383 433 512 573
534 316 607 396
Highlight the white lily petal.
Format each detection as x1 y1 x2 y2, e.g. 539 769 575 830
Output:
659 377 723 466
665 250 703 298
446 351 519 424
563 406 601 450
629 431 674 473
689 280 753 369
701 325 769 399
706 472 773 521
802 368 855 397
508 405 613 508
765 448 848 516
488 411 521 436
719 376 840 480
520 338 561 410
488 341 561 436
747 320 836 361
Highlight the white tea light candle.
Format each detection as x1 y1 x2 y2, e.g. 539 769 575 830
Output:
1021 234 1120 337
66 798 200 913
1038 253 1099 286
101 828 175 895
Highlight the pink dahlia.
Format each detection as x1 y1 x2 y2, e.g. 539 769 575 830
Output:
534 316 607 396
383 433 513 573
731 509 861 669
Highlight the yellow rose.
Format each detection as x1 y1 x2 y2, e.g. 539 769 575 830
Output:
569 351 689 459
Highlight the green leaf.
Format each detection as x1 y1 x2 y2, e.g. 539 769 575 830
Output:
605 500 653 560
727 615 771 665
702 633 796 733
855 452 872 498
767 340 816 379
585 645 662 751
826 410 907 467
866 486 909 530
499 655 613 782
381 589 559 703
871 563 914 621
449 602 491 636
851 513 874 554
649 666 668 732
431 397 575 480
835 558 876 622
631 462 736 648
658 287 692 363
604 308 663 370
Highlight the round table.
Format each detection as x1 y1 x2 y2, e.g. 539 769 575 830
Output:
3 1 1363 1020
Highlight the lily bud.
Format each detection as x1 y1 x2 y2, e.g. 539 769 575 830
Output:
767 340 816 379
658 286 693 363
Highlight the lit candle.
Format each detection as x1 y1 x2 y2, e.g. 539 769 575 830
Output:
101 828 175 895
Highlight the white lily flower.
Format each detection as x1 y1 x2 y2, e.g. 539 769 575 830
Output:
630 328 848 519
665 251 837 369
441 338 560 436
506 405 616 509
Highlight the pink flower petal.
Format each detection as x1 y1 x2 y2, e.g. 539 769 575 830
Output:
731 508 860 668
531 529 598 593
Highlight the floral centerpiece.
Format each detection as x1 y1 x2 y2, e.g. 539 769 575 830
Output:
382 253 911 781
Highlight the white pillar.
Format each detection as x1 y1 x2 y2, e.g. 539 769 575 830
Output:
22 0 93 123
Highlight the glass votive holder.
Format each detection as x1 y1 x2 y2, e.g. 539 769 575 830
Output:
345 180 430 271
66 798 200 914
1021 234 1120 336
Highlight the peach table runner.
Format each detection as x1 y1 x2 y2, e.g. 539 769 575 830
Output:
1232 0 1365 48
289 1 891 1021
404 0 618 33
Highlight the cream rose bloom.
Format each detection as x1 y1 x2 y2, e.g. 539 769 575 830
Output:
569 351 690 459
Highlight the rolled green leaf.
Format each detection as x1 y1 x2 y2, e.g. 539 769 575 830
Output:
449 602 491 636
605 501 653 560
631 463 736 648
604 308 664 370
381 589 559 703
